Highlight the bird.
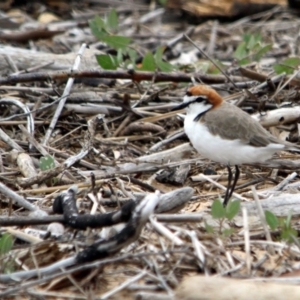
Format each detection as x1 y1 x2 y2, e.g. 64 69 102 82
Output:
172 84 300 206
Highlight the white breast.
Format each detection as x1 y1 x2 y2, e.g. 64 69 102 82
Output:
184 113 284 165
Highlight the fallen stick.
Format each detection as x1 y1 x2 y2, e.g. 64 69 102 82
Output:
175 276 300 300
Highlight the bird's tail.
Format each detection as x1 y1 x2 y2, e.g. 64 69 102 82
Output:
284 142 300 152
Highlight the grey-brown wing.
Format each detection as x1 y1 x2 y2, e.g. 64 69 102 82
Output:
203 104 281 147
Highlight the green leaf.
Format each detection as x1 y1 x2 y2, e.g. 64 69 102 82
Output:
156 60 175 72
254 44 272 61
284 57 300 66
247 35 257 50
242 33 251 44
208 60 223 74
154 46 164 62
205 221 214 234
211 199 226 219
225 200 240 220
106 8 118 31
40 155 55 171
89 15 107 39
102 35 131 50
0 233 13 255
158 0 167 5
127 48 138 62
285 210 293 228
247 34 261 50
281 228 298 243
278 217 285 228
265 210 278 230
197 61 210 73
273 57 300 75
116 49 124 65
273 64 289 75
96 54 118 70
154 47 175 72
234 42 248 60
238 58 251 66
140 51 156 71
222 228 235 237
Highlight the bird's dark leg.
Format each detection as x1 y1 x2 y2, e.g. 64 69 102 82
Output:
229 165 240 200
224 165 240 207
223 165 233 207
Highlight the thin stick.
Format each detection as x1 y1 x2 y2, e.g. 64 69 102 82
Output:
43 43 87 145
251 186 275 255
199 174 247 201
184 34 239 89
99 270 147 300
242 207 251 275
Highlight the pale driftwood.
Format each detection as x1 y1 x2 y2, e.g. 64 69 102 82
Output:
0 45 100 73
156 187 194 213
229 193 300 229
6 227 42 244
252 106 300 127
241 193 300 217
175 276 300 300
0 181 36 211
134 292 172 300
64 103 122 115
0 127 24 151
250 159 300 170
137 143 193 164
81 158 200 180
79 143 196 178
15 152 39 189
150 216 184 245
14 152 37 179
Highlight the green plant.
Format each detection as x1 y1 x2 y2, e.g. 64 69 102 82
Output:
39 155 57 185
206 198 241 236
273 57 300 75
195 60 223 75
0 233 15 273
40 155 55 171
0 233 13 256
89 9 175 72
265 210 298 243
157 0 167 5
234 33 272 65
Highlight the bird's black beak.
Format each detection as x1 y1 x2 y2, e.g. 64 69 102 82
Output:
171 102 189 111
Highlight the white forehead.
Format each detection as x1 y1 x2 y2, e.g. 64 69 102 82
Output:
183 94 207 103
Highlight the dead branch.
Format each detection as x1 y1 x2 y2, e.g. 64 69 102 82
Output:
0 69 246 85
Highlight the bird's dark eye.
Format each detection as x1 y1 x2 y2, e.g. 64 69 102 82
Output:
195 96 207 103
186 91 192 97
